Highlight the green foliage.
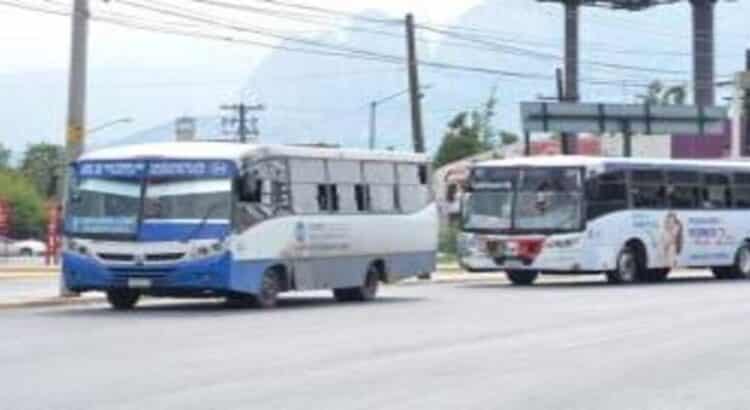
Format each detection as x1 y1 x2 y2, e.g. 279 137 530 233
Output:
20 143 65 199
433 88 520 169
0 170 45 238
433 111 487 169
438 221 459 256
639 80 687 106
0 143 10 169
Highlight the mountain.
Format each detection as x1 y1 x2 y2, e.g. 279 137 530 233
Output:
5 0 750 156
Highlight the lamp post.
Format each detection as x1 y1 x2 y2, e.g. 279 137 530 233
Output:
369 84 432 150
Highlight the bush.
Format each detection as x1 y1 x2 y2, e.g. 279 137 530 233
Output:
439 221 459 256
0 170 45 238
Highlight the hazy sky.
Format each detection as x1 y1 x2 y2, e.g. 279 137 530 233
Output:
1 0 748 156
0 0 483 74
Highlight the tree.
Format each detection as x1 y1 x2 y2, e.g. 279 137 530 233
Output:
0 170 45 238
0 143 10 169
433 111 487 169
638 80 687 105
20 143 65 199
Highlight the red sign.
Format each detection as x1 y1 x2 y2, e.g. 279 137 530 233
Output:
45 203 61 265
0 200 10 237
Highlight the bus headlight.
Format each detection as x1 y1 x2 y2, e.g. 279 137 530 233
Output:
190 241 226 260
66 239 89 256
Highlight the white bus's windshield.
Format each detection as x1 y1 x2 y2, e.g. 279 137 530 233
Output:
462 167 583 232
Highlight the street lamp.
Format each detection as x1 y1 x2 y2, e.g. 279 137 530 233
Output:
85 117 133 136
369 84 432 150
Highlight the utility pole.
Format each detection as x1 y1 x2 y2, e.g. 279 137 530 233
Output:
561 0 580 156
690 0 717 107
743 49 750 157
65 0 89 166
405 13 426 153
369 101 377 150
221 103 265 143
61 0 89 297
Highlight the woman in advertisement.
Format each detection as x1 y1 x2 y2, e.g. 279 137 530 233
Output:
661 212 684 268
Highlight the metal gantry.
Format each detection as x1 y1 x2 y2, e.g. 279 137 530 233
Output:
538 0 718 107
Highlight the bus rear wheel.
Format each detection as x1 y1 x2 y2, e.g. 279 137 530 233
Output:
715 244 750 280
506 270 538 286
607 247 644 284
334 264 380 302
106 289 140 310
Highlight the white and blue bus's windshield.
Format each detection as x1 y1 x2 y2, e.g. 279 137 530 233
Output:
462 167 583 232
66 159 236 240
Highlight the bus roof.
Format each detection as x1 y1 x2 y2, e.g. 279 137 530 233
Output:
473 155 750 171
79 142 429 164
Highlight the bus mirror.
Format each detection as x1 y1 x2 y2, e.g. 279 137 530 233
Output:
239 173 261 203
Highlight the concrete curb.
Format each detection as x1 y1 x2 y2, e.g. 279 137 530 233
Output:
0 266 59 273
0 296 106 310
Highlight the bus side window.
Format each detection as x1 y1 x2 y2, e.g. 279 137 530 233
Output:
733 173 750 209
316 184 339 212
586 171 627 220
704 173 731 209
666 171 700 209
355 184 371 212
631 170 667 209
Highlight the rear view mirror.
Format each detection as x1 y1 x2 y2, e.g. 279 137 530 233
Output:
238 172 262 203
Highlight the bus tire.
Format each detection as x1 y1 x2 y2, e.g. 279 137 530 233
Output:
333 264 380 302
506 270 538 286
106 289 140 310
607 246 644 284
252 269 281 309
730 244 750 279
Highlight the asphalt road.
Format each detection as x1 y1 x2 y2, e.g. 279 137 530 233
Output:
3 272 750 410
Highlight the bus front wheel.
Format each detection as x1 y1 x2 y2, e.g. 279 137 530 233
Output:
607 247 644 284
253 269 281 309
106 289 140 310
506 270 538 286
334 264 380 302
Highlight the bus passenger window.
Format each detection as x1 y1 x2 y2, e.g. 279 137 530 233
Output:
733 173 750 209
704 173 731 209
667 171 700 209
355 184 371 212
317 185 329 211
586 171 627 220
317 184 339 212
631 170 666 209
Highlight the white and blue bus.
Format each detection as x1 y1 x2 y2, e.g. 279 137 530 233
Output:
459 156 750 285
63 142 438 309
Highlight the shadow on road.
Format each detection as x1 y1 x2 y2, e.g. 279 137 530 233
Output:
43 295 424 318
460 275 750 291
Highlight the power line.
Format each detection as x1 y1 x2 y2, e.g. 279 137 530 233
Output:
0 0 709 90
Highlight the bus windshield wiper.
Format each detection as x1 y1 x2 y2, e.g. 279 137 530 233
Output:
180 202 225 243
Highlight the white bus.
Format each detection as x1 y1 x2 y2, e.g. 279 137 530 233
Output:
459 156 750 285
63 142 438 309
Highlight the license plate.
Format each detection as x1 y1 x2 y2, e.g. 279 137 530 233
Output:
128 278 152 289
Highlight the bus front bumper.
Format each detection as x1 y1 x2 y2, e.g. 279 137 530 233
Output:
62 251 270 296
